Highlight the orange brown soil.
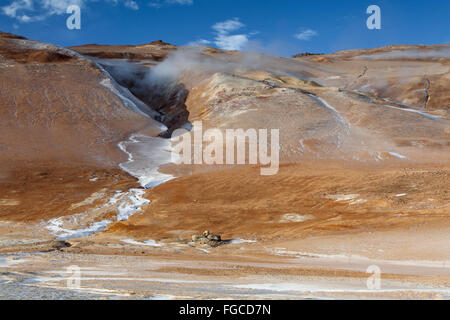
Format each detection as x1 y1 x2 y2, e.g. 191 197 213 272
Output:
0 32 449 298
101 162 449 259
0 32 156 169
0 32 163 232
0 163 138 223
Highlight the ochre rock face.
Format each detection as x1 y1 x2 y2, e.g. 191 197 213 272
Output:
69 40 450 164
1 33 449 198
0 32 162 223
68 41 177 62
0 32 154 169
305 44 450 114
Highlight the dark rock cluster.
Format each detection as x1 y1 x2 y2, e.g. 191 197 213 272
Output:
191 230 222 247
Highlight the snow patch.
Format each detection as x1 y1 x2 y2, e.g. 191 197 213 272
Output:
0 255 28 268
116 189 149 221
388 152 407 159
228 239 257 244
381 103 441 121
46 189 150 240
118 134 175 189
326 194 359 202
46 218 111 241
121 239 162 247
99 78 151 118
307 94 350 132
349 199 367 205
279 213 314 223
233 282 450 294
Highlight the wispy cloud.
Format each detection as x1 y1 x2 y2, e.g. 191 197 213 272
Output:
148 0 193 8
2 0 76 22
1 0 189 22
2 0 33 18
41 0 84 15
186 39 211 46
165 0 193 4
1 0 85 22
124 0 138 10
294 29 318 41
212 18 245 35
186 18 253 51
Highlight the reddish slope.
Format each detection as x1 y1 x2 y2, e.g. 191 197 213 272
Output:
0 32 153 169
0 32 157 222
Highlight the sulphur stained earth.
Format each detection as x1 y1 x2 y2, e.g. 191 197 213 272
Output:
0 32 449 299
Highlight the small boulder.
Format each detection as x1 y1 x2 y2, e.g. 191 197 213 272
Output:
207 234 221 242
49 240 71 251
191 231 222 247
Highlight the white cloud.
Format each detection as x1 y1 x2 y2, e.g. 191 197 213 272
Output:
18 14 33 22
212 18 244 35
2 0 33 18
294 29 318 41
186 18 253 51
211 18 249 51
2 0 84 21
0 0 143 22
41 0 84 15
124 0 138 10
165 0 193 5
148 0 193 7
148 2 162 8
1 0 195 23
214 34 248 51
186 39 211 46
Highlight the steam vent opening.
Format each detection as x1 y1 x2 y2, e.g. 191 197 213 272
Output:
98 60 190 137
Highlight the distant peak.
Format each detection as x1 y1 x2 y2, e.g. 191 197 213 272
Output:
0 32 28 40
148 40 172 46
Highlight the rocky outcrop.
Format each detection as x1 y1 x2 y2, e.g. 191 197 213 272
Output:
191 230 222 247
292 52 324 58
69 40 177 62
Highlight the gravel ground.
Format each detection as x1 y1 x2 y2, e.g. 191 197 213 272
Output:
0 273 120 300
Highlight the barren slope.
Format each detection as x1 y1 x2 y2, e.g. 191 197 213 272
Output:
0 34 449 299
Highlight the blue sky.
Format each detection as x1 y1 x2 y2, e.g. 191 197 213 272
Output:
0 0 449 56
